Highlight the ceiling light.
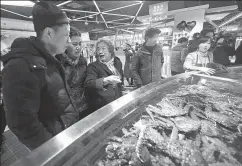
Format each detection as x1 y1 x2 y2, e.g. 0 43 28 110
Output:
66 2 83 9
57 1 72 7
1 1 35 7
85 20 88 25
96 15 99 24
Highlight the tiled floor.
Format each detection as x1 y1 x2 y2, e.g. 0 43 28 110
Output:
1 130 30 166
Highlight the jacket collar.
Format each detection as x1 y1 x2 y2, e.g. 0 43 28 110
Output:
29 37 63 66
139 43 161 55
97 57 120 75
58 53 79 67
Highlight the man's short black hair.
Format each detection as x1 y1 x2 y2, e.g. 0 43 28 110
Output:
144 28 161 40
70 26 81 38
178 37 188 44
36 24 67 38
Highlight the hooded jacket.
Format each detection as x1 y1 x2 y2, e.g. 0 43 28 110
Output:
131 43 164 86
1 37 79 150
171 43 188 73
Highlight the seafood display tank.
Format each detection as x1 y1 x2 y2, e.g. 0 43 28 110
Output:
10 68 242 166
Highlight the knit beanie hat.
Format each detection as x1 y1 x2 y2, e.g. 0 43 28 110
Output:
32 1 69 32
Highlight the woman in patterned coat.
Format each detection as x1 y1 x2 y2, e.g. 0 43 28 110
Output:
56 26 87 116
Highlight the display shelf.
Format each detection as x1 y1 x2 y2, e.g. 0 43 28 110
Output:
10 69 242 166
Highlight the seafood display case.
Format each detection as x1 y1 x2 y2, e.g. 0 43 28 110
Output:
11 73 242 166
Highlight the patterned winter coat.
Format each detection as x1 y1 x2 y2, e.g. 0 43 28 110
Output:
56 53 87 110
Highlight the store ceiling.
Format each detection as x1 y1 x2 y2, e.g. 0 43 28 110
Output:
1 0 240 39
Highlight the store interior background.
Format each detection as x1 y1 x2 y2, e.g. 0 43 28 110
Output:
1 1 242 165
1 0 242 79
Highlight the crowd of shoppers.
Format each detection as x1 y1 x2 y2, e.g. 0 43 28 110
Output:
171 28 240 75
0 2 124 151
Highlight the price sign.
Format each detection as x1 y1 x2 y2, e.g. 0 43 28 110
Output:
149 2 168 16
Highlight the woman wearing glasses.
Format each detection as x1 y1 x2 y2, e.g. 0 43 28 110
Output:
85 39 124 113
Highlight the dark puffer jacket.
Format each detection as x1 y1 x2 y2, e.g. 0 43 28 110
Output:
1 37 79 150
131 44 164 86
171 43 188 73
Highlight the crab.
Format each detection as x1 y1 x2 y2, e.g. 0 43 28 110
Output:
135 122 208 166
181 84 220 98
145 107 201 134
201 136 241 166
146 99 190 118
204 105 242 132
170 117 201 133
99 133 146 166
200 120 222 137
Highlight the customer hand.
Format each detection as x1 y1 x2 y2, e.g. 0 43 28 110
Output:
216 64 229 72
198 67 216 75
103 75 121 85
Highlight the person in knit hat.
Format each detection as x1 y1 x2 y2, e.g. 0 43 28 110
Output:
1 1 79 150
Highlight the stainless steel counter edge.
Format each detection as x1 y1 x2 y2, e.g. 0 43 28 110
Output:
11 73 191 166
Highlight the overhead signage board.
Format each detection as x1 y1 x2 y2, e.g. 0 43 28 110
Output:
81 32 90 41
149 2 168 16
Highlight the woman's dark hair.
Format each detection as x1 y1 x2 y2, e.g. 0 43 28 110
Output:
70 26 81 38
178 37 188 44
193 33 200 39
200 29 214 37
197 36 212 46
144 28 161 41
188 36 212 53
95 39 115 57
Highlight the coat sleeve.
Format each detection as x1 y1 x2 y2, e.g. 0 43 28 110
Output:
181 48 188 63
209 52 214 63
84 63 104 89
119 60 124 85
71 58 87 86
2 59 52 150
161 51 164 67
183 53 200 71
131 54 142 86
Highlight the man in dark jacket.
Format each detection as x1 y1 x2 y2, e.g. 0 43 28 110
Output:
85 39 124 113
1 2 79 150
171 37 188 75
213 37 235 66
131 28 164 87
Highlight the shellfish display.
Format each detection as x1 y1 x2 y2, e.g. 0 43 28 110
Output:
96 84 242 166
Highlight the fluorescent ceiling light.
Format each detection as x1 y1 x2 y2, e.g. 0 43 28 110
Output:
57 1 72 7
1 1 35 7
205 13 230 21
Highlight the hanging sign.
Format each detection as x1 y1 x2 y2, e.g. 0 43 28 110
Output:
149 2 168 16
81 32 90 41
